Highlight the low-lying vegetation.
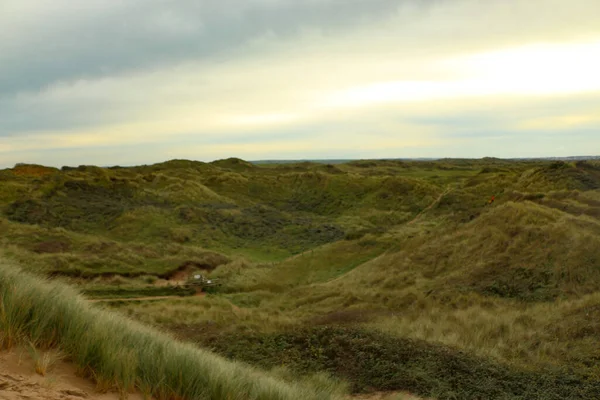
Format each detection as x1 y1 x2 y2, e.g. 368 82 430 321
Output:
202 326 600 400
2 158 600 399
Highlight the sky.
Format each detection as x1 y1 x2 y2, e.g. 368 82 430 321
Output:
1 0 600 167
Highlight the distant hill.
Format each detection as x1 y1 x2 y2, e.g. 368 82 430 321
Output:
251 156 600 165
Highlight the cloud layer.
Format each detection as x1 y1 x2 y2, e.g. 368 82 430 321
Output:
2 0 600 167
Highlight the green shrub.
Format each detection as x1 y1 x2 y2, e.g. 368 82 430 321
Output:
205 326 600 400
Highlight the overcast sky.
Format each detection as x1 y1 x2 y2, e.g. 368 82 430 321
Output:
1 0 600 167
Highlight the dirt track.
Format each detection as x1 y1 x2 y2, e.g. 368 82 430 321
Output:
89 295 193 303
407 186 451 226
88 292 206 303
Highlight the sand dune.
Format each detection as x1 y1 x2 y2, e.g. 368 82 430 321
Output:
0 350 145 400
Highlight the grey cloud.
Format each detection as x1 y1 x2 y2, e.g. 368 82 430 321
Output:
3 0 599 98
0 0 407 96
0 99 126 137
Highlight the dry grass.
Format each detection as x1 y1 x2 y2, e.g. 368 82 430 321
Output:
26 343 63 376
0 261 345 399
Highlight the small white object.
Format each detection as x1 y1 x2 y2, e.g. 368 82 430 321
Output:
194 275 201 280
207 280 212 284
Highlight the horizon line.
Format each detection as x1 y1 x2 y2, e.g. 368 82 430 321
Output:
3 155 600 170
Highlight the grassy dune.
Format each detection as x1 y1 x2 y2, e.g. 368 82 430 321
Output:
2 158 600 399
0 261 343 399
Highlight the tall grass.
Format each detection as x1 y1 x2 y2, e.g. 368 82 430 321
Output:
0 261 341 399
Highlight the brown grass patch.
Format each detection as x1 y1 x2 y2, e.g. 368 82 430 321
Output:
33 241 71 254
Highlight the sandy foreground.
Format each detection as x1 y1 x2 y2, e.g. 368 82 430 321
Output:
1 348 423 400
0 349 145 400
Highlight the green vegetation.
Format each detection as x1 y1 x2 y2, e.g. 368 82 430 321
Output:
2 158 600 399
204 327 600 399
0 261 343 399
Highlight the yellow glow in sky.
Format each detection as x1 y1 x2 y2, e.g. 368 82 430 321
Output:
323 39 600 109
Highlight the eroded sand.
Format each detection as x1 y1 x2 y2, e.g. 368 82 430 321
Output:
0 349 146 400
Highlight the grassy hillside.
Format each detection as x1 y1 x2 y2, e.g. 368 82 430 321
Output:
0 261 344 399
1 158 600 399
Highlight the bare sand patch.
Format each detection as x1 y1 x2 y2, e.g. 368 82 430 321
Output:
0 349 147 400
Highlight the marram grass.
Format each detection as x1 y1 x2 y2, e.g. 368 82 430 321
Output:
0 261 341 399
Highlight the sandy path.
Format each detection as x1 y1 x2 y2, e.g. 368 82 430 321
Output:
88 292 206 303
407 187 451 226
0 349 146 400
89 295 191 303
323 250 390 286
